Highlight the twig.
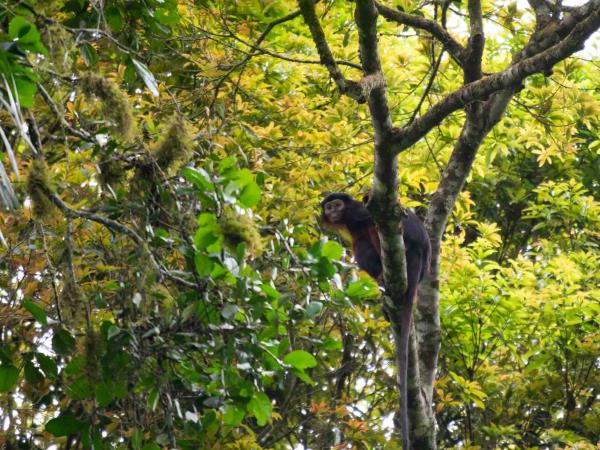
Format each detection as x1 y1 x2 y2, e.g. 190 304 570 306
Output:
47 188 202 289
408 49 445 125
375 1 465 67
65 217 92 329
36 83 93 141
38 223 63 323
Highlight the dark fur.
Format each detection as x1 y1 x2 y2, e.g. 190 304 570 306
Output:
321 192 430 282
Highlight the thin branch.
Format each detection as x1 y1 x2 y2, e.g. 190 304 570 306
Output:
38 224 63 323
46 191 150 251
43 189 198 289
375 1 465 67
423 133 444 175
225 29 363 70
36 83 93 141
209 9 362 110
408 49 445 125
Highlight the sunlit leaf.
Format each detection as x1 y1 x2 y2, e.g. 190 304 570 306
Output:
283 350 317 369
132 58 159 97
247 392 271 426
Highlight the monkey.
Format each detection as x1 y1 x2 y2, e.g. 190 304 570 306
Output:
320 192 431 449
320 192 430 287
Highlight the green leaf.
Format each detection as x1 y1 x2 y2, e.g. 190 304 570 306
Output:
197 212 217 227
283 350 317 370
45 415 87 437
13 77 37 108
145 16 171 35
107 325 120 340
305 301 323 319
239 181 261 208
223 404 246 426
9 16 40 44
322 337 342 351
79 43 98 67
247 392 272 426
132 428 143 449
142 444 161 450
228 168 253 187
155 5 180 25
321 241 343 260
52 329 76 355
105 5 123 32
194 252 214 276
23 300 47 325
124 59 137 84
182 167 214 192
261 283 281 300
147 387 160 411
0 365 19 392
36 353 58 378
314 258 336 279
345 279 379 299
96 382 114 407
24 360 44 384
218 156 237 172
292 368 315 385
195 213 222 252
132 58 159 97
67 376 93 400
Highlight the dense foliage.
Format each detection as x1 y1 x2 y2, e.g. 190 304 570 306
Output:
0 1 598 449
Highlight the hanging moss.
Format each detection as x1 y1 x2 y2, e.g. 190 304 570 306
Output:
150 116 193 170
219 208 264 256
42 24 72 69
97 155 125 187
80 73 135 142
85 329 102 384
26 159 54 219
60 276 86 327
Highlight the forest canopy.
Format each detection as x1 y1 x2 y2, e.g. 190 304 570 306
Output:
0 0 598 449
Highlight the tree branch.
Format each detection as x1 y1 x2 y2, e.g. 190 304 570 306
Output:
464 0 485 82
391 5 600 152
375 1 466 67
298 0 366 102
518 0 600 61
355 0 394 138
528 0 555 30
354 1 436 446
210 9 305 110
417 0 600 410
44 189 199 290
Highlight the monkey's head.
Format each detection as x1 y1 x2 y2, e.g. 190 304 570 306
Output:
321 192 372 229
321 193 352 224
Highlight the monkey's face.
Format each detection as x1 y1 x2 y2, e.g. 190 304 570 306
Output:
322 198 346 224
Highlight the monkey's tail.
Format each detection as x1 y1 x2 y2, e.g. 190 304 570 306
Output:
399 290 414 450
399 248 423 449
